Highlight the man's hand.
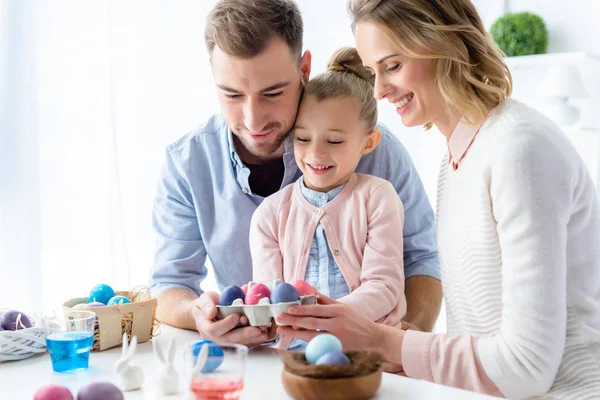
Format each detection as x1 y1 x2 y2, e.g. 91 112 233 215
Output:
193 292 270 346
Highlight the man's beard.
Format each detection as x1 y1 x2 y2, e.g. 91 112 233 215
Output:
232 81 305 158
233 122 292 158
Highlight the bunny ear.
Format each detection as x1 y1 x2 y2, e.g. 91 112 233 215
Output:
193 344 209 374
167 338 176 362
153 339 165 363
121 333 129 358
128 335 138 357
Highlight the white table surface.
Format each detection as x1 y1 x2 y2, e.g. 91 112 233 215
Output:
0 325 496 399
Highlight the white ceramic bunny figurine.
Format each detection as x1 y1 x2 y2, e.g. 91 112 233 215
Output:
153 337 179 395
114 333 145 391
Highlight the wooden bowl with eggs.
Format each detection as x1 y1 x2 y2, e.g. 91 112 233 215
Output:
281 350 384 400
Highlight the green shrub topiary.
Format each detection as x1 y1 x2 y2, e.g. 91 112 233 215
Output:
490 12 548 57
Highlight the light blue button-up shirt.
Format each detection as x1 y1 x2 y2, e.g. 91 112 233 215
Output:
149 114 439 296
300 180 350 299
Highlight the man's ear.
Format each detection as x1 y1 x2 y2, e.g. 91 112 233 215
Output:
362 129 381 155
300 50 312 84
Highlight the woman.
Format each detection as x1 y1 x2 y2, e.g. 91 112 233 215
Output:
276 0 600 398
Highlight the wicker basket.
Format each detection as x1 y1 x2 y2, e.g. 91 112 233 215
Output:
0 310 47 362
62 288 159 351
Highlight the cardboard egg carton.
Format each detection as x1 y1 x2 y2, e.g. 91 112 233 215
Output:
217 280 317 327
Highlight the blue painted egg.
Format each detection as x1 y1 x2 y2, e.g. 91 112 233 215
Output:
305 334 343 364
218 285 245 306
88 284 115 305
107 296 130 305
191 339 224 372
315 351 350 367
270 283 300 304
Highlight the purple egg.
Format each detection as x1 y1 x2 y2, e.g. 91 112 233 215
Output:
270 283 300 304
87 302 105 307
1 310 33 330
0 324 4 331
218 285 245 306
315 351 351 367
77 382 124 400
34 384 74 400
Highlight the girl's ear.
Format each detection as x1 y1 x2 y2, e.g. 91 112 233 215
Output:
362 129 381 155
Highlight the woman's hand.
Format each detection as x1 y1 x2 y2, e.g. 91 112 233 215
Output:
276 294 387 353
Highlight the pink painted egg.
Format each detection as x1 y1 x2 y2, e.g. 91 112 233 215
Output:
245 283 271 305
293 280 316 296
34 384 74 400
241 284 248 295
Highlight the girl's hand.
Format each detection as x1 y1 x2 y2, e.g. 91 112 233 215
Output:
275 294 386 352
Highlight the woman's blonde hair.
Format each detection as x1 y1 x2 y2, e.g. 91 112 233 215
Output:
348 0 512 129
303 47 378 132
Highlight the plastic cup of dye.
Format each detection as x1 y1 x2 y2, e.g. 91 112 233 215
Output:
184 341 248 400
45 310 96 373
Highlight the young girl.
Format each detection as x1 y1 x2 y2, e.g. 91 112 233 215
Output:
249 47 407 348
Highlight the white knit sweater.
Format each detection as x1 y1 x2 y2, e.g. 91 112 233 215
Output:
437 99 600 399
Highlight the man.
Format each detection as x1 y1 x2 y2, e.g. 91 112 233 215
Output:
149 0 442 347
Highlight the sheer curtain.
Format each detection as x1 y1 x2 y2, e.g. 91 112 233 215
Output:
1 1 438 323
0 0 221 312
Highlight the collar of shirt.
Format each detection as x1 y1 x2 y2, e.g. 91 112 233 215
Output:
447 117 485 171
300 178 345 207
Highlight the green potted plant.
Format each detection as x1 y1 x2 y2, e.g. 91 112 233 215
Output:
490 12 548 57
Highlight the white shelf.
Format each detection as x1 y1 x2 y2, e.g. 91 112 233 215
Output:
505 51 600 69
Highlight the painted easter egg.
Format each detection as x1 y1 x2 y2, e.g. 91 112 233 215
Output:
241 284 248 295
218 285 246 306
1 310 32 331
33 384 74 400
73 301 105 309
77 382 124 400
88 284 115 305
305 334 343 364
245 283 271 305
106 296 130 305
315 351 350 367
270 283 300 304
191 339 224 373
293 280 316 296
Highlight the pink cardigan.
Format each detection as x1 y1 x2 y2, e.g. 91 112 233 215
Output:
249 173 407 327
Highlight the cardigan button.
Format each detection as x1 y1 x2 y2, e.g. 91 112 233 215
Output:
315 209 323 215
333 249 340 256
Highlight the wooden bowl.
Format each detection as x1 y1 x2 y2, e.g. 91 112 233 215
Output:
281 368 382 400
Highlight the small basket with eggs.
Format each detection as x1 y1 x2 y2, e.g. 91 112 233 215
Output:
62 284 159 351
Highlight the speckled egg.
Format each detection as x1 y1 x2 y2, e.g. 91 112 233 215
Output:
106 296 130 306
245 283 271 305
218 285 246 306
293 280 316 296
270 283 300 304
305 334 343 364
77 382 123 400
34 384 74 400
315 351 350 367
191 339 225 373
88 284 115 305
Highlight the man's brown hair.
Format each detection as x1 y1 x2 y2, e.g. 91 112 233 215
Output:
205 0 303 58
